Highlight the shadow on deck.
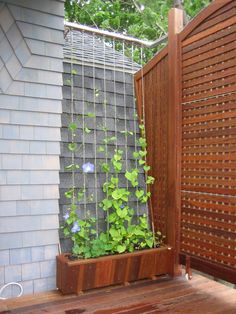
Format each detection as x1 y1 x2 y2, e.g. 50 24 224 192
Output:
1 273 236 313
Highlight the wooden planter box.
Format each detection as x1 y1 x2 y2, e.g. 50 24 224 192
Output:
57 246 173 295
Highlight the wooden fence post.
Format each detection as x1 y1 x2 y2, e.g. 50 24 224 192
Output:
167 8 183 276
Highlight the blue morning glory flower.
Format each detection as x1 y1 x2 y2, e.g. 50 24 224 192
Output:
63 212 69 220
71 221 81 233
120 204 125 209
82 162 95 173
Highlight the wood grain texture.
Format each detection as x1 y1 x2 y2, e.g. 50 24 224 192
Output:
56 247 173 295
134 0 236 285
180 0 236 277
167 8 183 276
1 273 236 313
134 51 169 241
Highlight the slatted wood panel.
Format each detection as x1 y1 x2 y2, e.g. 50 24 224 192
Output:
2 273 236 313
57 247 172 294
180 0 236 282
135 48 169 238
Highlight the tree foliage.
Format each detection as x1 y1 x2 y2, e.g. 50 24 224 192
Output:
65 0 211 41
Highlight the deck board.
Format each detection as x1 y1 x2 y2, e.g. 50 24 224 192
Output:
0 273 236 313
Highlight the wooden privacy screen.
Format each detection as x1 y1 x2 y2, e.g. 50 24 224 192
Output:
135 48 169 239
135 0 236 283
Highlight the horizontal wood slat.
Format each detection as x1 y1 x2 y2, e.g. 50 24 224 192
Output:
183 23 236 55
183 48 236 76
182 221 236 240
183 117 236 132
180 1 236 279
183 65 236 89
181 236 236 259
182 191 236 204
183 127 236 139
189 5 236 37
183 40 236 68
182 15 236 47
181 229 236 249
204 0 236 22
183 29 236 61
183 56 236 82
182 203 236 219
183 98 236 117
183 75 236 97
181 242 235 265
183 85 236 103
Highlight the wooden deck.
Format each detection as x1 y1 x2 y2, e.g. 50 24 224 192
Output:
1 273 236 314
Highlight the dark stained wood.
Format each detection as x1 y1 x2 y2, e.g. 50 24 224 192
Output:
183 28 236 61
205 0 236 21
167 8 183 276
183 55 236 81
134 46 168 80
183 22 236 54
134 49 169 240
189 4 236 37
57 247 173 295
180 255 236 285
179 0 233 42
135 0 236 286
183 39 236 67
180 0 236 283
1 273 236 313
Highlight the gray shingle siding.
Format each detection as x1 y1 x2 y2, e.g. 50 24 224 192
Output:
0 0 64 297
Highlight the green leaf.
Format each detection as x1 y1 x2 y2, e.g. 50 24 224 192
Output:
146 176 155 184
77 190 85 201
84 127 91 134
68 143 77 151
111 188 129 201
65 163 80 171
71 69 78 75
64 190 73 199
109 228 119 239
65 79 71 85
133 151 139 159
135 189 144 199
68 122 77 131
120 130 134 136
143 165 151 172
108 136 117 143
108 212 116 223
138 159 145 165
113 153 122 161
146 238 154 248
63 228 70 236
117 207 128 218
134 228 145 236
116 244 126 253
138 137 147 148
101 162 110 173
139 150 147 157
113 161 122 172
102 198 113 210
111 176 118 185
98 146 105 152
87 112 95 118
125 169 139 187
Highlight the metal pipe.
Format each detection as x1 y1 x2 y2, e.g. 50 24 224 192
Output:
64 21 167 48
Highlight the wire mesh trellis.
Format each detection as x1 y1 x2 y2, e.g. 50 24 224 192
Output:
61 27 153 250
